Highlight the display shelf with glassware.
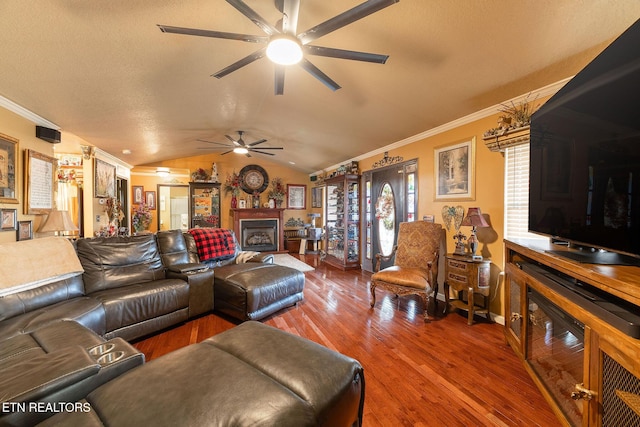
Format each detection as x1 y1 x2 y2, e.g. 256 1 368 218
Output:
324 174 360 270
189 182 221 228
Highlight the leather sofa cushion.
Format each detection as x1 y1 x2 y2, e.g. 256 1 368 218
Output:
156 229 191 267
90 279 189 333
77 235 166 294
0 275 85 322
0 320 104 370
73 343 317 426
0 297 106 343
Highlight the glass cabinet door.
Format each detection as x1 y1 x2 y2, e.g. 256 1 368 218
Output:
189 182 220 228
324 174 360 270
326 181 344 261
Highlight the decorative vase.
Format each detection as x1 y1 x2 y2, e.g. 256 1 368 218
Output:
253 195 260 209
231 195 237 209
268 198 275 209
276 200 283 208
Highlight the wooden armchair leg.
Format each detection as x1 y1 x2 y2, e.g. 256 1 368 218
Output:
370 283 377 308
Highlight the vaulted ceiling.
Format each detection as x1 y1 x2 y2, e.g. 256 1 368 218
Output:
1 1 638 173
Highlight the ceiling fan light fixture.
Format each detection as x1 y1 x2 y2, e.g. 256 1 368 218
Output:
233 147 249 155
156 167 170 177
266 35 303 65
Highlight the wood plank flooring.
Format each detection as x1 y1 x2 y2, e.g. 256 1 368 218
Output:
133 254 562 427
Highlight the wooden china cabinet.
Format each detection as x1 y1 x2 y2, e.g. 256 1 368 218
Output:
323 174 360 270
188 182 221 228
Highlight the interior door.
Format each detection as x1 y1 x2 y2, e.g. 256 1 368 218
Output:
370 164 405 271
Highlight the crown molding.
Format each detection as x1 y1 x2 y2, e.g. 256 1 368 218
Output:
313 77 572 176
0 95 59 129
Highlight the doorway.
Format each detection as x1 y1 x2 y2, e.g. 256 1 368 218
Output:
361 159 418 272
157 184 189 231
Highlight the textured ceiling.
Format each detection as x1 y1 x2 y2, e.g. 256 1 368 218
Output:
1 1 639 173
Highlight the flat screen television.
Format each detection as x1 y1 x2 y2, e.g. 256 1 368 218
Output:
529 18 640 265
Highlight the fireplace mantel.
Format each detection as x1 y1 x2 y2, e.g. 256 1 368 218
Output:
230 208 285 253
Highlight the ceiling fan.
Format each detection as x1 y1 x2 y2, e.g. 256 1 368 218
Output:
197 131 283 157
158 0 399 94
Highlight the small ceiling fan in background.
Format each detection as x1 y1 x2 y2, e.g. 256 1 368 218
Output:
197 131 283 156
158 0 399 94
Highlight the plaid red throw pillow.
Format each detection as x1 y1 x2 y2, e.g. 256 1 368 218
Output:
188 228 236 262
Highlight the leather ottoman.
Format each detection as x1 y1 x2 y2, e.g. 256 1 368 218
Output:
38 321 365 427
213 263 305 320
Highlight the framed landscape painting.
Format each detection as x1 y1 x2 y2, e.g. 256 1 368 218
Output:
95 158 116 198
434 137 476 201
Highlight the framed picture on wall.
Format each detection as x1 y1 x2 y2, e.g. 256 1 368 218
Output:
145 191 156 210
17 220 33 241
312 187 322 208
24 149 56 215
0 133 18 204
94 158 116 198
133 186 144 204
434 137 476 201
0 208 17 231
287 184 306 209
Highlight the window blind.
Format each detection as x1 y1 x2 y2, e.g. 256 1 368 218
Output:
504 143 546 240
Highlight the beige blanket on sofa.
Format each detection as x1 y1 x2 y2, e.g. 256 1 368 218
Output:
0 237 83 297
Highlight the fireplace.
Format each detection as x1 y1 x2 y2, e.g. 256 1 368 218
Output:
527 288 584 426
240 219 278 252
231 208 285 253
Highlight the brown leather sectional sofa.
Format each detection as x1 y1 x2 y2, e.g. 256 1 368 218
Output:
0 232 364 426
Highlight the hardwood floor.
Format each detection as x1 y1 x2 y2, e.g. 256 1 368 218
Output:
134 254 561 427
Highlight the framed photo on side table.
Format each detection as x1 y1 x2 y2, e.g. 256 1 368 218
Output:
287 184 306 209
0 133 18 204
17 220 33 240
434 137 476 201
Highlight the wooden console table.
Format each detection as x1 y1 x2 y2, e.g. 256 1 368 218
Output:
230 208 285 253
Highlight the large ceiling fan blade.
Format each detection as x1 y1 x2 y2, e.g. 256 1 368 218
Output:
157 25 268 43
197 139 233 147
304 45 388 64
281 0 300 35
225 134 242 146
250 150 276 156
249 139 268 147
212 48 266 78
299 58 341 91
250 147 283 150
226 0 280 36
274 65 285 95
298 0 399 45
221 150 235 155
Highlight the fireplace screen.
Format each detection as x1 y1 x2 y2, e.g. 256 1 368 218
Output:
527 288 585 426
240 219 278 252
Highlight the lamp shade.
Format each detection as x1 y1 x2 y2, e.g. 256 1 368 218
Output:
39 210 79 233
460 207 489 228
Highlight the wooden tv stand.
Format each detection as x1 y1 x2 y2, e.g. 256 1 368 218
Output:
504 239 640 426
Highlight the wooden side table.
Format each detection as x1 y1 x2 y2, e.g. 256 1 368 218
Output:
443 254 491 325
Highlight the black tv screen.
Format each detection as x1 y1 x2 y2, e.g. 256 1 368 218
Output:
529 19 640 264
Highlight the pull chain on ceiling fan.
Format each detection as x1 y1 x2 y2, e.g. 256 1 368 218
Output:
158 0 399 94
197 131 283 157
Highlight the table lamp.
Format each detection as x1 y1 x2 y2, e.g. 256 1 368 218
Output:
460 207 489 260
39 209 79 237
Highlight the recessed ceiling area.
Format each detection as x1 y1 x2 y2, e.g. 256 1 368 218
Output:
0 1 638 173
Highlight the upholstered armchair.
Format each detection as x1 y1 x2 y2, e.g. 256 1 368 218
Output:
370 221 443 321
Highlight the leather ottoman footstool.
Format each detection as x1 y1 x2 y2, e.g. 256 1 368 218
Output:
38 321 365 427
213 263 305 320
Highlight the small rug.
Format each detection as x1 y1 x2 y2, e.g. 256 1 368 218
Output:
272 254 315 272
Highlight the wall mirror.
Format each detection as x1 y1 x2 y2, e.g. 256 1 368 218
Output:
157 184 189 231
